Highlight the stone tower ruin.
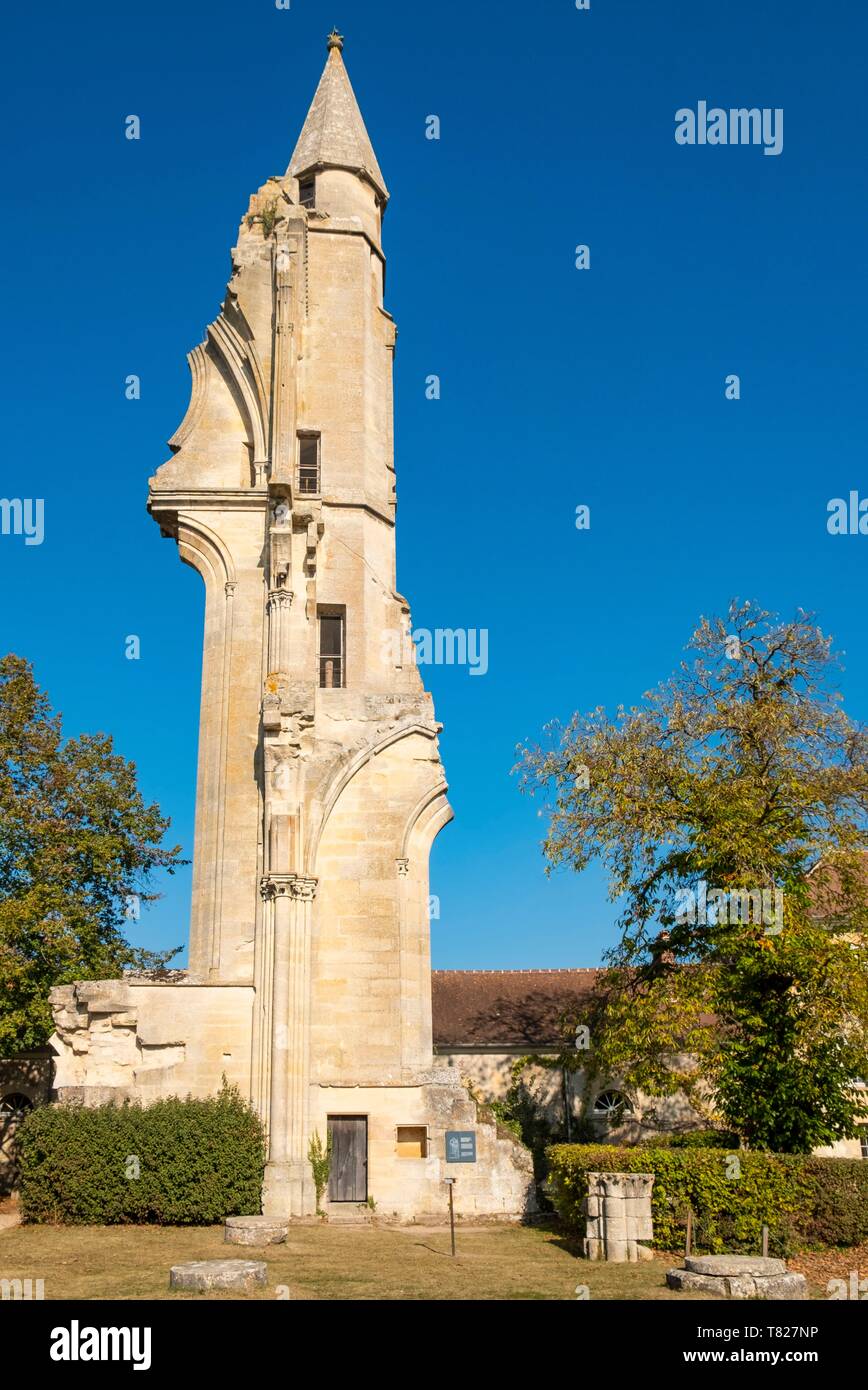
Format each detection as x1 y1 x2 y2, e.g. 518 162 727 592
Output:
49 33 532 1221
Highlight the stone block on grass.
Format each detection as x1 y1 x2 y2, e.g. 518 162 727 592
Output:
169 1260 267 1293
225 1216 288 1246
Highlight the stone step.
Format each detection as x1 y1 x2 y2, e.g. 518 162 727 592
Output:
327 1203 374 1224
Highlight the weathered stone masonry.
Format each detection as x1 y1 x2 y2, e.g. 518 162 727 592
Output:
49 33 534 1222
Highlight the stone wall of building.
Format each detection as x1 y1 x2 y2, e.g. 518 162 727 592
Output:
814 1129 866 1161
0 1051 52 1110
313 1072 535 1221
49 980 253 1102
0 1051 53 1192
434 1048 706 1142
47 980 537 1219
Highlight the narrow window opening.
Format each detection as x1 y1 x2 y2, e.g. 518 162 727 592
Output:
297 433 320 494
318 609 345 689
299 177 315 209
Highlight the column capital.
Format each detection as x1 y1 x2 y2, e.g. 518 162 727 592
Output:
260 873 318 902
396 858 410 877
267 589 294 611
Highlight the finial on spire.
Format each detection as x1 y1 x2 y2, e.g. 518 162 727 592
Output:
287 30 388 201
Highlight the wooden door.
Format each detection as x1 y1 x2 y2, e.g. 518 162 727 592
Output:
327 1115 368 1202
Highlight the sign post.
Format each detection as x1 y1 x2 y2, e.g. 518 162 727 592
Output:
445 1177 456 1256
444 1131 476 1256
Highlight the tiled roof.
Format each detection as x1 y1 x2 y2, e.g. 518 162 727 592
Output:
432 969 604 1048
807 852 868 925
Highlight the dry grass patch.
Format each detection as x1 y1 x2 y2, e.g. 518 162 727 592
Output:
0 1220 726 1301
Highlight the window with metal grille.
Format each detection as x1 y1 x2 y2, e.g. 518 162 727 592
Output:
297 434 320 494
591 1089 632 1119
861 1127 868 1160
318 611 345 689
299 177 315 209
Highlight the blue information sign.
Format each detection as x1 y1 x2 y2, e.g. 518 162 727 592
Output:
445 1130 477 1163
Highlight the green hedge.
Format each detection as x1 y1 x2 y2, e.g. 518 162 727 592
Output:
546 1144 868 1255
18 1084 266 1225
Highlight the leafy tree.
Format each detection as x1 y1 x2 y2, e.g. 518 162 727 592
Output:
0 655 184 1051
516 602 868 1152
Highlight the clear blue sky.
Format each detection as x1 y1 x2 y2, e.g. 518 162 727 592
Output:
1 0 866 969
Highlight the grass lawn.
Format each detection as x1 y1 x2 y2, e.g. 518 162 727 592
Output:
0 1220 728 1301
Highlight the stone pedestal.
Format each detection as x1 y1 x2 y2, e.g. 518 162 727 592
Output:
582 1171 655 1262
667 1255 808 1299
262 1157 314 1220
225 1216 289 1246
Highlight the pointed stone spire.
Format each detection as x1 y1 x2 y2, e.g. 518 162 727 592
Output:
287 32 388 202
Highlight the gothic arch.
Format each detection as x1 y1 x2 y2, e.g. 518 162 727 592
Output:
168 344 209 453
207 313 269 474
305 721 450 874
401 779 453 863
174 514 237 593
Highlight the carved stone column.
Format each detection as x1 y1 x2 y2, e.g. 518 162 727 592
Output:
266 588 293 676
270 236 298 485
260 872 317 1218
